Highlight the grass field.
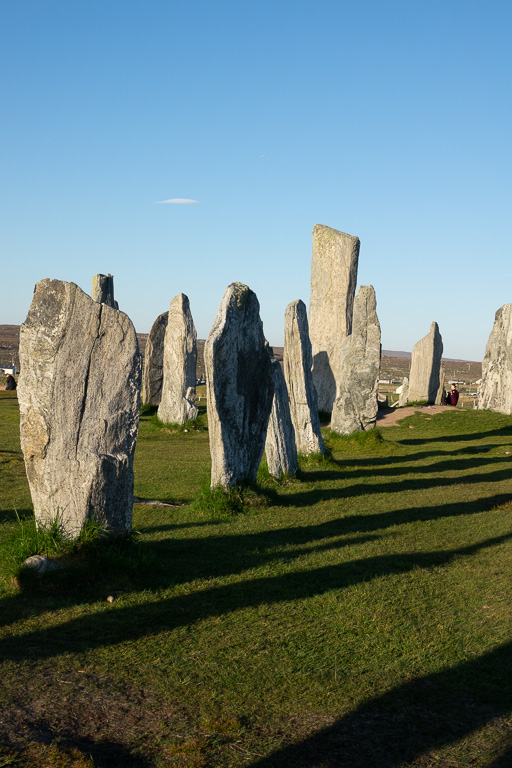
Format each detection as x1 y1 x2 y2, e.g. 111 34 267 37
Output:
0 390 511 767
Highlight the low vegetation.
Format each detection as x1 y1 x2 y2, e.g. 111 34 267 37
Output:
1 389 511 766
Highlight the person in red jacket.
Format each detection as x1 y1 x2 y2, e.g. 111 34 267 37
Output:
449 384 459 406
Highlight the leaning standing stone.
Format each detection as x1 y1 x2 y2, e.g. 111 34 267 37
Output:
479 304 512 414
141 311 169 405
284 300 325 455
309 224 360 413
158 294 198 425
205 282 274 489
18 279 141 537
407 322 443 404
331 285 381 434
265 356 299 478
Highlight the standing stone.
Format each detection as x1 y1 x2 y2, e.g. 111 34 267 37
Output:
92 274 117 308
407 322 443 404
398 377 409 407
265 355 299 478
331 285 381 434
18 279 141 537
435 365 446 405
284 300 325 455
479 304 512 414
309 224 360 413
158 294 197 425
141 311 169 406
205 282 274 489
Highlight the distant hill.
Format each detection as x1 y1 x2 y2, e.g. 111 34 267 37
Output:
0 325 481 382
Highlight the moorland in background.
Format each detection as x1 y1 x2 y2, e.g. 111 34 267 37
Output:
1 324 482 395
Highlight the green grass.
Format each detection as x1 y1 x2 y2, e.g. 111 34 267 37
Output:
1 389 512 766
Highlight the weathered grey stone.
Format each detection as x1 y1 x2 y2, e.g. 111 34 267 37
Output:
309 224 360 413
92 273 116 308
18 279 141 537
398 377 409 407
23 555 64 574
141 311 168 406
284 299 325 455
331 285 381 434
407 322 443 404
479 304 512 414
435 365 446 405
205 282 274 489
265 355 299 478
158 294 197 425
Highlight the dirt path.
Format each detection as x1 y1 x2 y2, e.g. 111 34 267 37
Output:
376 404 456 427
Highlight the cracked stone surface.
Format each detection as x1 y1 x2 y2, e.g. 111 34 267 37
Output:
479 303 512 414
18 279 141 537
205 282 274 489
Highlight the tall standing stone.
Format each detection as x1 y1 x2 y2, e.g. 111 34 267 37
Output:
265 355 299 478
92 273 117 308
158 294 197 425
407 322 443 404
479 304 512 414
205 282 274 489
18 279 141 537
141 311 169 406
309 224 360 413
284 299 325 455
331 285 381 434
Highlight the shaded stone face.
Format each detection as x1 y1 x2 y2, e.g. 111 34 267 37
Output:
157 295 197 425
18 279 141 537
331 285 381 434
309 224 360 413
265 356 298 478
205 282 274 489
141 311 169 406
284 299 325 456
479 304 512 415
408 322 443 404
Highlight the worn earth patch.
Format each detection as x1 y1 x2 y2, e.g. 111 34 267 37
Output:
0 661 191 766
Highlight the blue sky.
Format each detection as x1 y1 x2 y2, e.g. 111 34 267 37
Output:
1 0 511 360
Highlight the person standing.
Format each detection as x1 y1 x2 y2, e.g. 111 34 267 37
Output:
4 373 16 390
449 383 459 406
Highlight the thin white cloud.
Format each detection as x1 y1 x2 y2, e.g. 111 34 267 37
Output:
155 198 199 205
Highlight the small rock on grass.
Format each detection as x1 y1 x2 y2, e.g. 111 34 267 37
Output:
23 555 64 574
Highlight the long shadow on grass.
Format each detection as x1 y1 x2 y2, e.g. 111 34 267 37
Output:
331 443 509 469
307 454 511 483
396 424 512 445
245 637 512 768
281 466 512 507
3 492 510 631
0 532 510 663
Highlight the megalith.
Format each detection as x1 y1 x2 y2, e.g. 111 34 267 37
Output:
479 304 512 414
398 377 409 407
141 311 169 406
92 273 117 308
158 294 197 425
18 279 141 537
309 224 360 413
407 322 443 404
331 285 381 434
265 355 299 478
284 299 325 455
205 282 274 489
435 365 446 405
